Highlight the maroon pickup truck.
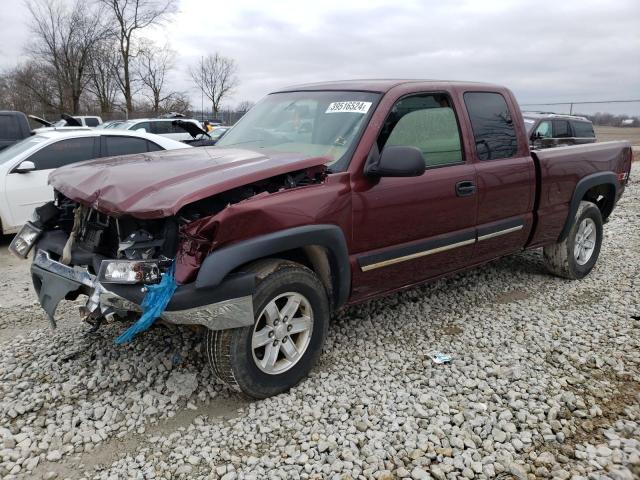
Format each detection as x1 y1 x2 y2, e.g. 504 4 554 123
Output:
11 80 632 398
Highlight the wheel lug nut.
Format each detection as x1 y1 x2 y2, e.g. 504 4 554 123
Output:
269 331 274 338
274 320 279 326
273 340 279 346
287 325 292 331
282 337 287 343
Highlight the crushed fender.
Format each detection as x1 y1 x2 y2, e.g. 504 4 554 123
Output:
115 264 178 345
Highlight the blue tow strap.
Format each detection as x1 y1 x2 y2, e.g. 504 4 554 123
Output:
115 263 178 345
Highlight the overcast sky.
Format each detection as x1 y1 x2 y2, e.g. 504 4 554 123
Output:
1 0 639 114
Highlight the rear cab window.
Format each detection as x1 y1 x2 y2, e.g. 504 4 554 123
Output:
463 92 518 160
572 121 595 138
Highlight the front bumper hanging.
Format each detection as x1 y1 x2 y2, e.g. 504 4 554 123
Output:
30 249 255 332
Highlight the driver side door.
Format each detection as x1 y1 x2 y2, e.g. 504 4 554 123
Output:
351 92 477 301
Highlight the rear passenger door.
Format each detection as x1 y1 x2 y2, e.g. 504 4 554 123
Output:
462 92 535 263
351 92 478 299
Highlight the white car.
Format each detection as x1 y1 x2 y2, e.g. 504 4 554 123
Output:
0 129 190 235
115 118 203 142
72 116 103 127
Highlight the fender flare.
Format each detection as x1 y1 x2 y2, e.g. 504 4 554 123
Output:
558 172 618 241
195 224 351 308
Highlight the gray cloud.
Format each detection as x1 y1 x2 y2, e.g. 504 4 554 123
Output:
2 0 639 114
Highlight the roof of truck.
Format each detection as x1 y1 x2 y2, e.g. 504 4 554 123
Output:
521 111 590 122
274 79 497 93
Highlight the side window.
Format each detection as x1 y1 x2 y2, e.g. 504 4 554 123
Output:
0 115 20 140
131 121 150 132
27 137 96 170
572 121 595 138
85 118 100 127
463 92 518 160
534 121 552 138
553 120 571 138
152 121 172 134
104 136 149 156
377 93 463 167
147 141 163 152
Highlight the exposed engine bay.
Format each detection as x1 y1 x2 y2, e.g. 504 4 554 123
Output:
23 166 325 330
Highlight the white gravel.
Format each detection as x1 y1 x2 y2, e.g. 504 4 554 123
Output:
1 164 639 480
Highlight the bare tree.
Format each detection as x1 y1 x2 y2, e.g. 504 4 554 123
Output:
96 0 178 114
136 40 175 115
87 41 121 115
26 0 111 114
190 53 239 118
237 100 255 113
0 66 52 114
161 91 191 114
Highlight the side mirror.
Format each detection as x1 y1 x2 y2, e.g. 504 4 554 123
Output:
14 160 36 174
365 145 426 177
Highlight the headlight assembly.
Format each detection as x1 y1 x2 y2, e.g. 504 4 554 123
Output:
9 222 42 259
98 260 162 284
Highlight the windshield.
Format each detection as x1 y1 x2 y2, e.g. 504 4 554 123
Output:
216 90 380 171
0 136 45 165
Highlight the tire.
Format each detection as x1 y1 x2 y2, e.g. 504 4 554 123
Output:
543 201 603 279
205 259 330 399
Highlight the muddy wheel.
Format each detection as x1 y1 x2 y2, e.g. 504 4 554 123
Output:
543 201 603 279
205 259 329 399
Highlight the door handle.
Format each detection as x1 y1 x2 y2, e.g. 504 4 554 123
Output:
456 180 476 197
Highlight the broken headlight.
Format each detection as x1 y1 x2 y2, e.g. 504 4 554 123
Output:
9 222 42 258
98 260 162 284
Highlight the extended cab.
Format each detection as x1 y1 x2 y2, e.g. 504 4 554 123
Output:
11 80 633 398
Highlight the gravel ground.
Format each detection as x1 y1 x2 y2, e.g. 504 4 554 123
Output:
0 164 639 480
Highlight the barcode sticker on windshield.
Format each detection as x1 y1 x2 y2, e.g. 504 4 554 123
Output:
325 101 372 114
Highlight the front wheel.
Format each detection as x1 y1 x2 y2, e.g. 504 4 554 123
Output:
543 200 603 279
205 260 329 398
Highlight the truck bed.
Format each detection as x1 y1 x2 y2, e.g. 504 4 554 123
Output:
528 140 632 247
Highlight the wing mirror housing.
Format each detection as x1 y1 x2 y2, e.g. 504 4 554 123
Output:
14 160 36 173
365 145 426 177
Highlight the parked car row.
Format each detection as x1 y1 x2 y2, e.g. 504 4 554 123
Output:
0 129 189 234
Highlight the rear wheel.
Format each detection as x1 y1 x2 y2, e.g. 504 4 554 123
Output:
543 201 603 279
205 259 329 398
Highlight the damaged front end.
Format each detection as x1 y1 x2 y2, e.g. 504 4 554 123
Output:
14 193 255 335
12 165 325 338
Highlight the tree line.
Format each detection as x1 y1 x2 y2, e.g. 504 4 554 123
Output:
0 0 242 120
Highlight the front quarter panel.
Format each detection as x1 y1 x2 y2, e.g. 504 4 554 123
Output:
175 172 353 285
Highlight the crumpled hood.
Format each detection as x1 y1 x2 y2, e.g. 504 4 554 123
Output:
49 147 328 219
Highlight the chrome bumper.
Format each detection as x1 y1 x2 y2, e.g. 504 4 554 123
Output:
31 249 253 331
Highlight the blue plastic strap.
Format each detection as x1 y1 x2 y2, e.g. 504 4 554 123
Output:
115 263 178 345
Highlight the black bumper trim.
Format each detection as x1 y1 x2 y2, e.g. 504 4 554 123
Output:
107 272 256 311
